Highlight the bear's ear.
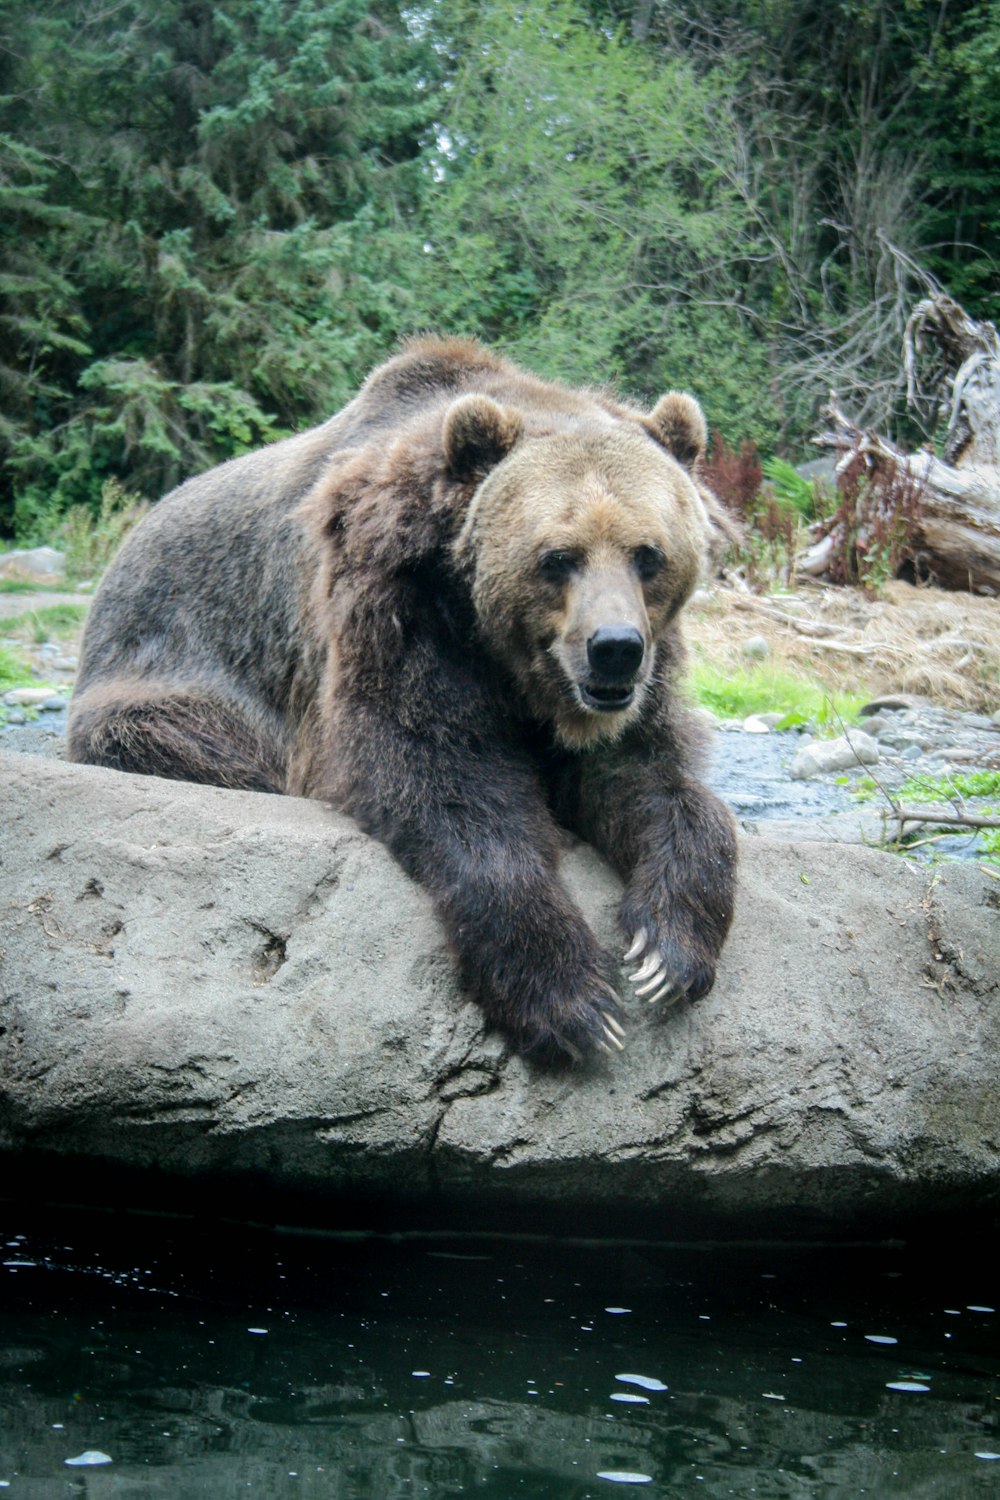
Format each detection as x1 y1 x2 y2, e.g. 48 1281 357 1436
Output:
443 394 524 481
643 391 708 470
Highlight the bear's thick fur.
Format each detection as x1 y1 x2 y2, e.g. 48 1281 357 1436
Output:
69 337 736 1060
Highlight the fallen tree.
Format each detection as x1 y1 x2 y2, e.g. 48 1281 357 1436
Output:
800 295 1000 593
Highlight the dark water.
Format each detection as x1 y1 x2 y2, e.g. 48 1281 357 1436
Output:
1 1211 998 1498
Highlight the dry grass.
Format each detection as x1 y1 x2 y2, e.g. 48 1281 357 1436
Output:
686 579 1000 715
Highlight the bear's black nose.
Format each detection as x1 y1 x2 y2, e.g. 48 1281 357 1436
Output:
587 624 644 681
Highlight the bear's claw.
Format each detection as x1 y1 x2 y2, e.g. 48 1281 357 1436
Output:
634 964 669 998
623 929 649 964
628 950 662 984
601 1010 626 1041
600 1017 625 1051
625 931 701 1006
644 979 683 1006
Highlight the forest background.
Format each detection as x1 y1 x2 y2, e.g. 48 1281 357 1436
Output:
2 0 999 541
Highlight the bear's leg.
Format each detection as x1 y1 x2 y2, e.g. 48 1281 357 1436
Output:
67 679 286 793
324 697 625 1062
559 755 737 1009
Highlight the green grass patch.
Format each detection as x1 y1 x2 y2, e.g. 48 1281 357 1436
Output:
853 768 1000 866
2 602 89 641
688 661 864 729
0 642 35 694
0 579 66 595
979 828 1000 863
854 768 1000 804
892 769 1000 802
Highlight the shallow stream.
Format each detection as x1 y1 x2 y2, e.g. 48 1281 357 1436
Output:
2 1211 998 1498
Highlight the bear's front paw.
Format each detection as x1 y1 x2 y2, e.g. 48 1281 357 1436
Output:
622 923 718 1009
516 983 627 1065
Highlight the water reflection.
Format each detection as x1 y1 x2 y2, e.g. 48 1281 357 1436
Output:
1 1215 997 1497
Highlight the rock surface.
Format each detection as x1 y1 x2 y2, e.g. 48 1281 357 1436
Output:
2 753 998 1235
0 546 65 584
789 728 880 779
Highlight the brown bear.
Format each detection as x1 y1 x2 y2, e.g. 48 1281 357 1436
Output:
68 337 737 1061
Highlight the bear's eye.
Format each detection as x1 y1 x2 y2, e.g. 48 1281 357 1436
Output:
634 544 665 581
537 549 579 584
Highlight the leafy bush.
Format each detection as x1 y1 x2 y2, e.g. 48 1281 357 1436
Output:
55 478 148 583
760 457 822 519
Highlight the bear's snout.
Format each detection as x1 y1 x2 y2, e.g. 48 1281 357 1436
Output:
578 622 645 712
586 624 644 682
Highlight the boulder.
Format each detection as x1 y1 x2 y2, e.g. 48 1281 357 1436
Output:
0 545 65 584
789 729 881 779
2 753 998 1237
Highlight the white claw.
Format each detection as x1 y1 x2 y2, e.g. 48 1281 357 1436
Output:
645 978 679 1005
595 1039 615 1058
629 950 662 984
562 1039 584 1064
601 1010 626 1040
601 1024 625 1052
635 967 668 998
623 929 648 964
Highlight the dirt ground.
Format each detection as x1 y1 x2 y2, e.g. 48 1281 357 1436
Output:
0 589 92 622
686 577 999 715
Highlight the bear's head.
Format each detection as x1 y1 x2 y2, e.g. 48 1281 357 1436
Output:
449 390 713 749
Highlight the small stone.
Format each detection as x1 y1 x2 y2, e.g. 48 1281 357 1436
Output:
789 730 880 780
4 709 26 725
879 733 936 753
900 743 923 761
741 635 770 661
50 657 78 671
742 714 771 734
858 695 924 716
41 696 67 711
3 687 59 707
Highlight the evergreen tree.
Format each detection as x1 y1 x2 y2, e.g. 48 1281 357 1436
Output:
0 0 434 535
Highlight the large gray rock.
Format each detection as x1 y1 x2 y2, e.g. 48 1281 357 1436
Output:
0 545 65 584
2 753 998 1235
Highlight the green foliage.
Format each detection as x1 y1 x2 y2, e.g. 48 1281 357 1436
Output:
761 457 820 519
0 578 62 594
0 641 33 692
893 769 1000 803
55 478 147 582
407 0 779 437
2 0 998 545
2 602 89 642
0 0 434 535
687 660 864 728
920 0 1000 320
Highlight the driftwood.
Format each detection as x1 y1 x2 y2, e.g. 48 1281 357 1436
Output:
801 296 1000 593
